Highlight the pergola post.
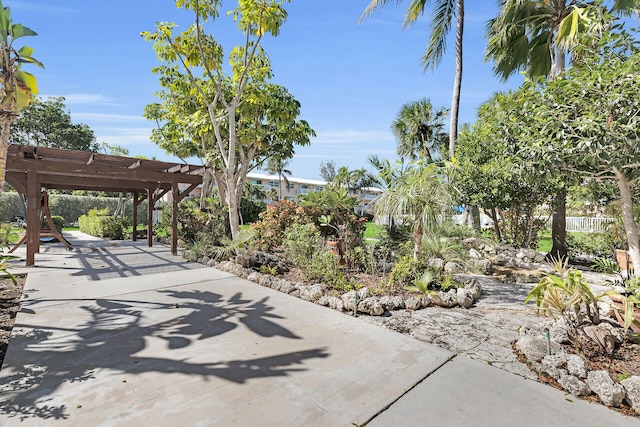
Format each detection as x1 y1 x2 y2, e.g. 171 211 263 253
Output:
171 183 179 255
132 190 138 242
25 171 40 266
147 188 154 248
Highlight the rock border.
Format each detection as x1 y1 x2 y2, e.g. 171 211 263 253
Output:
193 256 482 316
515 322 640 414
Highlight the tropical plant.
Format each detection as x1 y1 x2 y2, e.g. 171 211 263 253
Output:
374 161 455 260
404 270 435 296
591 257 620 274
0 222 16 250
361 0 465 158
525 266 608 350
391 98 448 163
420 233 466 264
485 0 640 260
0 254 17 285
0 0 43 195
210 228 256 264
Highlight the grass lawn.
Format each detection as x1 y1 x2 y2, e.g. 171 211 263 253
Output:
364 221 383 240
538 231 552 253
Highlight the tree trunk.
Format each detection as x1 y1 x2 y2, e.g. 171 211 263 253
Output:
614 167 640 272
490 207 503 241
470 205 480 232
226 176 241 240
413 220 424 260
548 190 568 261
448 0 464 160
0 114 14 197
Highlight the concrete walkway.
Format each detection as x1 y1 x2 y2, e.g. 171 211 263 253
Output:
0 232 637 426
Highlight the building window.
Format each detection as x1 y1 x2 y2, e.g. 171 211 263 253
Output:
269 181 280 188
316 185 323 191
287 183 295 189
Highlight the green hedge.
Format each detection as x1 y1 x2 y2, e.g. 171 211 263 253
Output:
79 208 130 240
0 193 148 226
0 192 24 223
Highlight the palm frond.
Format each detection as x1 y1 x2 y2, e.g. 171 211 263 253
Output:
422 0 455 69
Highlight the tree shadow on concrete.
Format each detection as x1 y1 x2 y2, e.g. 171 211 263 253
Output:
0 290 329 421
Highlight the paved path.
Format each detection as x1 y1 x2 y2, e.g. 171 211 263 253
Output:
1 232 637 426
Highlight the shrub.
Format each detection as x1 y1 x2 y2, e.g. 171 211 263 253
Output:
0 223 19 250
566 232 616 258
158 197 226 246
44 215 65 232
251 200 311 250
79 208 128 240
388 254 428 290
0 192 150 226
283 223 350 290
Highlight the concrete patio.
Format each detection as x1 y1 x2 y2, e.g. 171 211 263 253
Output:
0 232 637 426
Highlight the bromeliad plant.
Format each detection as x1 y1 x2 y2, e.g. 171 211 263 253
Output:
525 263 608 350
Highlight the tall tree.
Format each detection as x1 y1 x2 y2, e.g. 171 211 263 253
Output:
319 160 337 182
531 28 640 270
485 0 639 259
361 0 464 159
392 98 448 163
142 0 314 239
11 96 98 152
0 0 42 195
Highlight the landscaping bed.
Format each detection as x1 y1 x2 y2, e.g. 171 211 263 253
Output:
0 275 25 370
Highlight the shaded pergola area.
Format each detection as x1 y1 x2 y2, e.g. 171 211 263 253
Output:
5 144 205 266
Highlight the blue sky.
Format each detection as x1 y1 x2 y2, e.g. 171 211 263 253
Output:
12 0 522 180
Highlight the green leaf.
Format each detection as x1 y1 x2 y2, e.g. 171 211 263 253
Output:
11 23 37 39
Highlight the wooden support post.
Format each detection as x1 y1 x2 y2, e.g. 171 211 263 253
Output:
132 190 138 241
171 183 179 256
25 171 39 266
147 188 154 248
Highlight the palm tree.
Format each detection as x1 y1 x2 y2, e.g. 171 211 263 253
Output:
392 98 448 163
361 0 464 159
266 156 292 201
486 0 638 81
374 161 454 260
485 0 638 259
0 0 42 195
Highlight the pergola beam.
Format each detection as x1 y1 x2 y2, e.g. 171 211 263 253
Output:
5 144 204 265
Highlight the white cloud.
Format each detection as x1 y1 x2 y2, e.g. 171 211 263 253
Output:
313 129 392 145
60 93 120 106
72 112 147 124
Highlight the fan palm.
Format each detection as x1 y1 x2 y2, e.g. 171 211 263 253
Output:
374 162 454 260
392 98 448 163
361 0 464 159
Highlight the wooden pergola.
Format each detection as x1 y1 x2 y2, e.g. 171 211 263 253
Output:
5 144 205 266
